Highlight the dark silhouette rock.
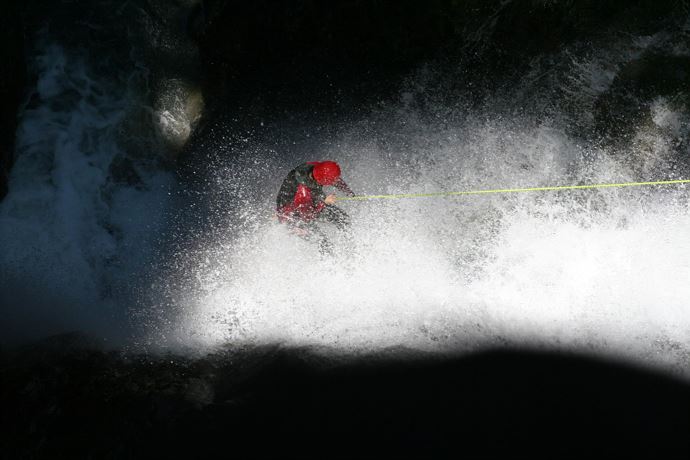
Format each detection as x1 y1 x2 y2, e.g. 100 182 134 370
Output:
2 335 689 458
595 54 690 140
191 0 688 107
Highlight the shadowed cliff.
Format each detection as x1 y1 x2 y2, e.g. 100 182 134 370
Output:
2 334 689 458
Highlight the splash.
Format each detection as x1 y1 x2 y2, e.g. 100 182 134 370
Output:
160 114 690 377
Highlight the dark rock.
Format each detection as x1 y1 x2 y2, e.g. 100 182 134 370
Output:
2 335 690 458
184 377 214 407
595 53 690 141
191 0 688 110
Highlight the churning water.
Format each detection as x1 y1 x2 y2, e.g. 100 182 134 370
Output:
167 113 690 377
0 43 175 342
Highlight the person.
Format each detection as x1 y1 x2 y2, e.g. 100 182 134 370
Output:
276 161 355 254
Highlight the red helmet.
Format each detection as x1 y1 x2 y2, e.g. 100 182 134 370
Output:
311 161 341 185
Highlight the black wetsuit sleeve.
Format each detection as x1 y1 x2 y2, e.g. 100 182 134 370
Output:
276 170 298 209
333 178 355 196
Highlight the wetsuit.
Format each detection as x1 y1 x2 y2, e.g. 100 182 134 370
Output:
276 162 354 252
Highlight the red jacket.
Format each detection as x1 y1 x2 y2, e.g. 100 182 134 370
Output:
276 162 352 223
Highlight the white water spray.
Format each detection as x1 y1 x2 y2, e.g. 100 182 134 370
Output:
163 114 690 377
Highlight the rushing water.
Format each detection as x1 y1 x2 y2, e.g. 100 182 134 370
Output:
1 2 689 379
164 111 690 376
0 41 176 343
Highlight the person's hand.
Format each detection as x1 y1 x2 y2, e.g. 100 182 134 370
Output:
324 194 337 205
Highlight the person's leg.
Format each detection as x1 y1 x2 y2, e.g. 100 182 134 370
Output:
319 205 350 231
318 205 355 257
298 221 334 256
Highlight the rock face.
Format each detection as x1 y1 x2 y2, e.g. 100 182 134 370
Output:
2 334 690 458
595 54 690 139
190 0 687 103
0 0 27 200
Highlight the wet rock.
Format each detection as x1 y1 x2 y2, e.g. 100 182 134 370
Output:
191 0 687 109
595 53 690 142
3 335 690 458
184 377 214 407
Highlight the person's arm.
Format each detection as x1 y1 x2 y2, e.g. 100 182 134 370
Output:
333 178 355 196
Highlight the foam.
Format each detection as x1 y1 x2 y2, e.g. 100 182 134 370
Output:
164 116 690 377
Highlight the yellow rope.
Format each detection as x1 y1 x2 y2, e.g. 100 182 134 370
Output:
336 179 690 201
